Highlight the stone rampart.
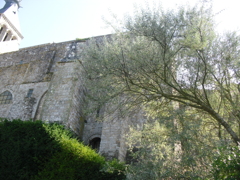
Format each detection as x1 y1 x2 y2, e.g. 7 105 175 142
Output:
0 37 145 160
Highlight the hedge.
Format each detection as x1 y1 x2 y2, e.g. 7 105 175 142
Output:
0 119 125 180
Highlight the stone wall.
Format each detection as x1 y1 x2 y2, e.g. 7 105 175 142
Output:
0 40 86 136
99 108 146 161
0 38 145 160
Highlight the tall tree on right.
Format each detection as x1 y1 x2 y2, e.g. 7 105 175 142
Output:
83 1 240 144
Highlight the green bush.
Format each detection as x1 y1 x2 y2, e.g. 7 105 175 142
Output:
34 132 106 180
0 119 61 180
212 144 240 180
101 159 127 180
34 123 125 180
0 119 126 180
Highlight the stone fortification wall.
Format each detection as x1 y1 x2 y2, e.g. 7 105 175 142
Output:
0 40 86 136
0 36 145 160
99 108 146 161
82 115 103 147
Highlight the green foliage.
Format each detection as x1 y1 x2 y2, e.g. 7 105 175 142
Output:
83 0 240 144
34 135 105 180
101 159 127 180
0 119 61 180
212 145 240 180
0 119 126 180
126 104 238 179
82 0 240 179
126 108 215 180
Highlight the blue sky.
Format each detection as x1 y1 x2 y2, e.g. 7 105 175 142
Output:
0 0 239 48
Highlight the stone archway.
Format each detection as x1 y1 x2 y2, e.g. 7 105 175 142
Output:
34 91 47 120
89 137 101 152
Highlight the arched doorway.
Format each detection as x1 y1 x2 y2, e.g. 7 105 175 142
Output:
89 137 101 152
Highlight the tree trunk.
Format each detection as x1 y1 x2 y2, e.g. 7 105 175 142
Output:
204 107 240 145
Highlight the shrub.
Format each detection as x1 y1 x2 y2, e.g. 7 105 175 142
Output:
212 144 240 180
101 159 127 180
0 119 126 180
0 119 61 180
34 134 106 180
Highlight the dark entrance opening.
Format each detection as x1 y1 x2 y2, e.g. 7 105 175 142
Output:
89 137 101 152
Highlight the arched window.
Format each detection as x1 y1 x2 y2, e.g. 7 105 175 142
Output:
34 91 47 120
89 137 101 152
0 91 13 104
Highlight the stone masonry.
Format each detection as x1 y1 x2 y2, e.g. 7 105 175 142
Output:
0 0 146 160
0 39 146 160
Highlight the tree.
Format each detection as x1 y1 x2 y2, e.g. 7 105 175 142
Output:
82 1 240 144
125 111 215 179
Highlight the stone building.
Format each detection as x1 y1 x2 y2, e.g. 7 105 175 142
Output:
0 0 144 161
0 0 23 53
